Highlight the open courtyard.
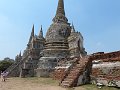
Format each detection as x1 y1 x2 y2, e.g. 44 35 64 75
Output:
0 77 119 90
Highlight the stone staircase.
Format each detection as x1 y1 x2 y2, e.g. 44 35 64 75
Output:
60 56 92 87
4 56 28 77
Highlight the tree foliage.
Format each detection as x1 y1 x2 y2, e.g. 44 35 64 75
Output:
0 57 15 72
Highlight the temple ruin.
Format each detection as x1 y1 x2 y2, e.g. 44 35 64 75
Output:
5 0 120 88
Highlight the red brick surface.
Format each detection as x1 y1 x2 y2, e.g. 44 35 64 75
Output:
91 51 120 81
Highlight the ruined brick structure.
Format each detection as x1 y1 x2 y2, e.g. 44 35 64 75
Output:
5 25 45 77
52 56 92 87
36 0 86 77
90 51 120 87
90 51 120 62
5 0 119 87
51 51 120 87
6 0 87 78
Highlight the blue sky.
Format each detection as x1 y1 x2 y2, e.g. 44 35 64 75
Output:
0 0 120 60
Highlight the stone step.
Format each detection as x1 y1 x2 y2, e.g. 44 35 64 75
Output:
66 75 77 79
79 61 88 65
76 64 82 67
64 78 74 82
70 69 80 72
61 83 71 87
72 66 83 69
68 72 79 76
62 80 73 84
69 72 79 75
70 68 82 72
70 68 83 72
70 69 78 72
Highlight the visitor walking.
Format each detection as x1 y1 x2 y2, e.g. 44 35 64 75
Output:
1 71 6 82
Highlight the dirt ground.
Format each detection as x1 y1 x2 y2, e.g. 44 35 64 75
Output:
0 78 68 90
0 77 86 90
0 78 118 90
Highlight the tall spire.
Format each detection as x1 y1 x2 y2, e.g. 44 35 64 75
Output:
71 23 75 33
28 24 34 44
31 24 34 37
56 0 65 16
39 25 43 38
19 51 21 57
53 0 68 23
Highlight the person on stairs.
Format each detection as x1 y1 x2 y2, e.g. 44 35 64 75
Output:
1 71 6 82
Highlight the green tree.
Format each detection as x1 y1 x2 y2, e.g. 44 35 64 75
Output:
0 57 15 72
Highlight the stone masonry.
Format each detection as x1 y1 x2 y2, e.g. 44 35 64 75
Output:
36 0 86 77
6 0 86 78
90 51 120 87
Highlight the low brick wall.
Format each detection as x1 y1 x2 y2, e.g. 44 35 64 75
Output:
91 62 120 81
90 51 120 83
90 51 120 62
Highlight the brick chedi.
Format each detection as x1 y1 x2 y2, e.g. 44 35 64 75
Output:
5 0 86 77
36 0 86 77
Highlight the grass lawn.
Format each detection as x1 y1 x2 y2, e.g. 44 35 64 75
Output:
19 77 119 90
66 85 119 90
77 84 119 90
21 77 59 86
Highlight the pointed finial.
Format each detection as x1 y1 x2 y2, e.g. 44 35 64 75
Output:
19 51 21 57
39 25 43 37
40 25 42 31
56 0 65 15
53 0 68 23
28 24 34 44
32 24 34 37
71 22 75 33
